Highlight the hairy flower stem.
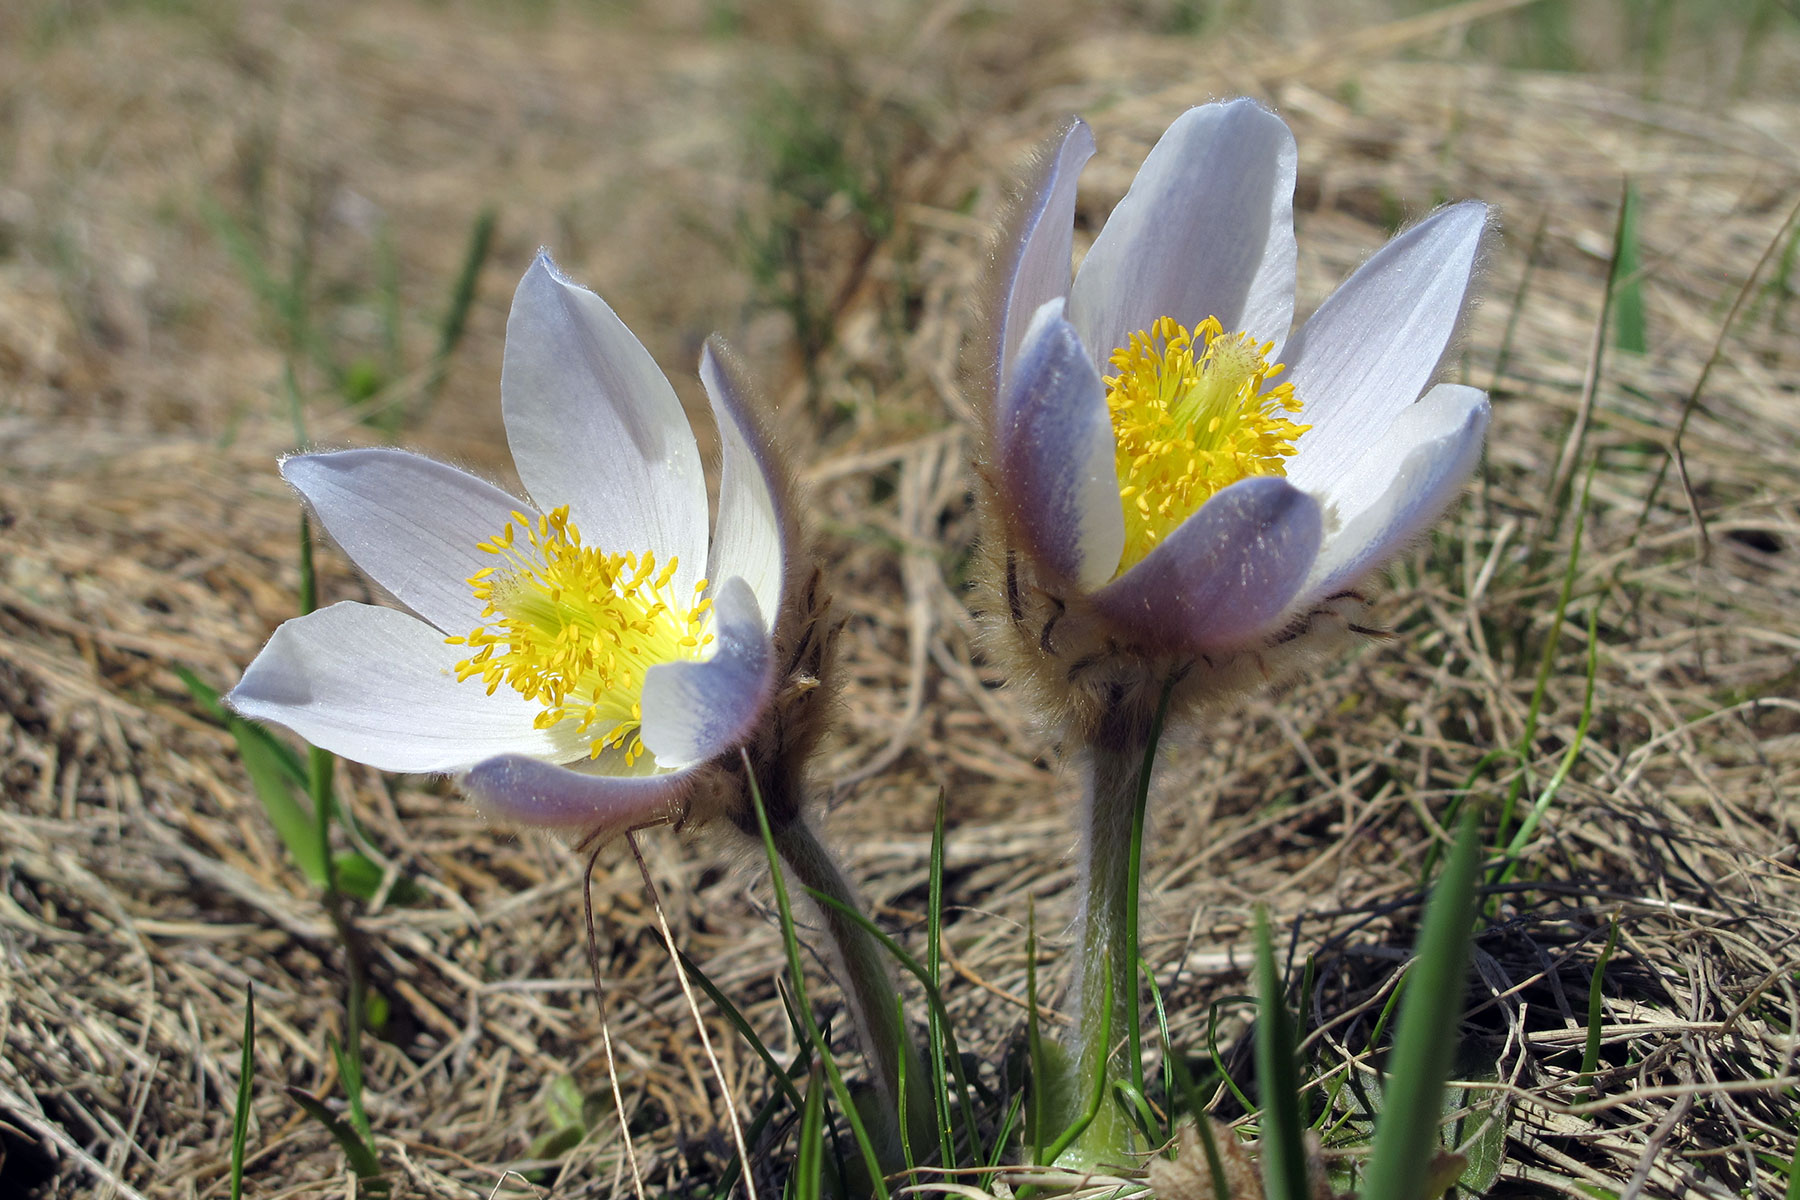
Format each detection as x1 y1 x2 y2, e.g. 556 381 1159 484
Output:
767 808 937 1166
1058 689 1168 1168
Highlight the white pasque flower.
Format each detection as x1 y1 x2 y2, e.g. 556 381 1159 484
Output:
229 253 794 838
985 98 1490 665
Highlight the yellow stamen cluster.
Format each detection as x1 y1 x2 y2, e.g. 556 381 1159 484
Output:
447 506 712 765
1105 315 1309 572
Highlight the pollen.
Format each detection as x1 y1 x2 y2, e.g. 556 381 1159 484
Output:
445 506 713 766
1104 315 1309 572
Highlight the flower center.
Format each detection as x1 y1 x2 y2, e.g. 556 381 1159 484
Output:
1104 315 1309 573
447 506 712 765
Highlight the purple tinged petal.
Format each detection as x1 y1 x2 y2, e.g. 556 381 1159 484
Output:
1302 384 1489 601
701 337 790 633
1068 99 1298 366
459 755 693 835
280 449 532 637
226 602 588 773
1282 201 1489 494
501 252 709 595
989 117 1095 400
638 576 774 770
996 298 1125 589
1096 476 1322 651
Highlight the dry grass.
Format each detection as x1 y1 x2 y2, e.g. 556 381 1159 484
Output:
3 0 1799 1196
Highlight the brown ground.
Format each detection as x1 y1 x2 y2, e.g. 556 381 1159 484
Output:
3 0 1799 1196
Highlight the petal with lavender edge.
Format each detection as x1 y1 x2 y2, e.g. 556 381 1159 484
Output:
1069 99 1299 368
1281 201 1488 494
701 338 787 631
996 298 1125 590
639 576 775 771
1096 475 1322 651
1301 383 1489 602
501 252 710 597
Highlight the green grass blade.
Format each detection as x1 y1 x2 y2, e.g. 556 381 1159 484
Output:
980 1090 1025 1189
927 788 955 1167
1254 911 1309 1200
178 669 329 886
286 1086 384 1191
1026 898 1046 1166
420 206 497 413
1142 958 1175 1144
745 753 890 1198
1494 461 1594 863
1578 914 1622 1096
1124 675 1178 1102
709 1040 814 1200
1611 182 1647 354
678 947 806 1112
329 1034 372 1149
1500 605 1601 873
800 887 982 1160
1360 810 1483 1200
1208 997 1257 1116
1167 1053 1230 1200
894 992 917 1179
229 986 255 1200
797 1065 826 1200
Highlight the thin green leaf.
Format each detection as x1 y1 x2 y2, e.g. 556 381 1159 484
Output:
329 1034 373 1149
1142 958 1175 1145
678 947 806 1113
745 753 890 1199
1361 810 1483 1200
229 986 255 1200
1168 1053 1231 1200
1254 911 1309 1200
708 1039 815 1200
285 1086 384 1191
927 788 955 1167
1579 914 1623 1095
1611 182 1647 354
801 888 981 1159
1124 674 1179 1101
423 207 497 411
1027 899 1046 1166
895 992 917 1179
797 1065 826 1200
1492 461 1595 868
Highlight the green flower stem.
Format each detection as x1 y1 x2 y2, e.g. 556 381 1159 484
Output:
1057 687 1169 1169
769 813 937 1164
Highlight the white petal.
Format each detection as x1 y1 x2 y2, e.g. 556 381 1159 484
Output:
1282 202 1488 493
1302 384 1489 600
1096 475 1321 651
459 754 695 834
501 253 709 596
281 449 532 637
1068 100 1298 366
226 602 587 774
701 338 787 632
990 118 1094 398
639 576 775 770
995 298 1124 589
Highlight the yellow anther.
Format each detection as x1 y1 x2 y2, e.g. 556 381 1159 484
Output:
448 510 713 764
1103 315 1309 573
